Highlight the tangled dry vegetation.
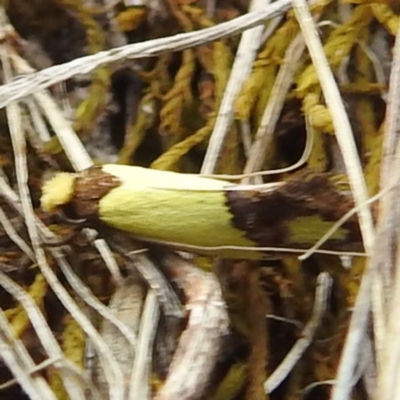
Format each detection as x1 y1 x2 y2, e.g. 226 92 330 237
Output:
0 0 399 399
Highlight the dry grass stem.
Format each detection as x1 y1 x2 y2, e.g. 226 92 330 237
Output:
0 0 292 109
243 33 306 182
201 0 268 174
155 254 230 400
264 272 332 393
128 290 160 400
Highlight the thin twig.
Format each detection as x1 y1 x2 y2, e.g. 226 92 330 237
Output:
243 33 306 182
57 253 138 346
264 272 332 393
360 333 377 399
291 0 375 251
94 276 145 398
201 0 270 173
0 271 90 399
25 98 52 142
128 290 160 400
205 126 313 180
291 4 379 400
0 0 292 109
116 242 184 319
0 356 61 391
0 205 34 260
330 272 373 400
375 26 400 400
380 27 400 185
0 309 56 400
155 254 230 400
299 184 393 261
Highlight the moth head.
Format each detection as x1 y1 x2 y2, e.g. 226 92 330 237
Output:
41 173 76 213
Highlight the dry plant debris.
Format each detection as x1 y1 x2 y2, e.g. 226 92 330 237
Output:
0 0 398 399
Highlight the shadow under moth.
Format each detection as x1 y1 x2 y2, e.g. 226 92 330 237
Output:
40 164 363 259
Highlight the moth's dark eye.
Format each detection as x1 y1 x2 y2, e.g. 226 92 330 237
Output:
61 203 87 225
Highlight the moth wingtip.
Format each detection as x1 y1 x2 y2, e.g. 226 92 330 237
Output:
41 173 76 212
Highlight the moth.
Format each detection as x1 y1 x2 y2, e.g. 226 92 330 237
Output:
41 164 363 259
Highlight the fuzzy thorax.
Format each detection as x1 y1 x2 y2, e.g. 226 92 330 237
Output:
41 173 76 212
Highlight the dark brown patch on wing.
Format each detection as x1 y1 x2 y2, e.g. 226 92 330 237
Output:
62 166 120 222
226 175 363 252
